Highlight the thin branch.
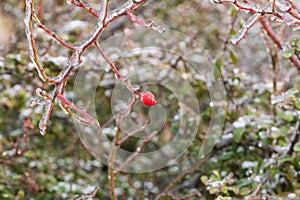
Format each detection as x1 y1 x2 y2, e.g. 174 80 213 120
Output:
155 155 210 200
127 12 165 33
73 187 99 200
113 132 156 175
25 0 58 84
108 128 122 200
25 0 154 135
38 101 54 135
117 120 149 146
212 0 300 25
259 17 283 48
286 116 300 155
231 13 262 45
95 41 123 79
98 0 110 26
95 41 143 96
126 173 145 200
57 93 100 127
36 22 77 50
70 0 100 17
260 17 300 69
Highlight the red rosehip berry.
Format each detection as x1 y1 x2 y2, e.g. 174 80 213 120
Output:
140 91 157 106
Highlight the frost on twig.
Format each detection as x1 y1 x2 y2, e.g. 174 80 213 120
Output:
211 0 300 43
68 0 100 17
210 0 300 69
127 12 165 33
231 13 262 45
24 0 161 135
72 187 99 200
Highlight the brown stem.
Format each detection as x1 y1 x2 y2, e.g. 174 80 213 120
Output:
25 0 152 135
36 23 77 50
117 120 149 146
108 128 122 200
95 41 122 79
126 174 145 200
95 41 143 96
57 94 100 127
260 18 300 69
70 0 100 17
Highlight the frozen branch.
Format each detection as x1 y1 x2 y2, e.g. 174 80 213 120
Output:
24 0 58 84
108 128 121 200
36 22 77 50
211 0 300 69
231 13 262 45
57 94 100 127
260 17 300 69
95 41 143 96
73 187 99 200
25 0 155 135
69 0 100 17
127 12 165 33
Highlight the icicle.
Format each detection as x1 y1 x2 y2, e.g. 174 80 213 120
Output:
39 102 54 135
151 24 166 34
231 13 261 45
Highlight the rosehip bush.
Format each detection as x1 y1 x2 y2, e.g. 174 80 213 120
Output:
0 0 300 199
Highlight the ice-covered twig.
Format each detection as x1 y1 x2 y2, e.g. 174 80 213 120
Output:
69 0 100 17
25 0 155 135
24 0 58 84
211 0 300 69
211 0 300 22
72 187 99 200
57 94 100 127
231 13 262 45
127 12 165 33
95 41 143 96
260 17 300 69
211 0 300 42
39 102 54 135
36 22 77 50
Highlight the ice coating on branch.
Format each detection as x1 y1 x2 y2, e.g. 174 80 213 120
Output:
151 24 166 34
24 0 45 81
127 12 165 33
39 102 54 135
210 0 235 4
275 0 292 12
231 13 261 45
236 2 256 11
293 26 300 31
106 1 134 22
